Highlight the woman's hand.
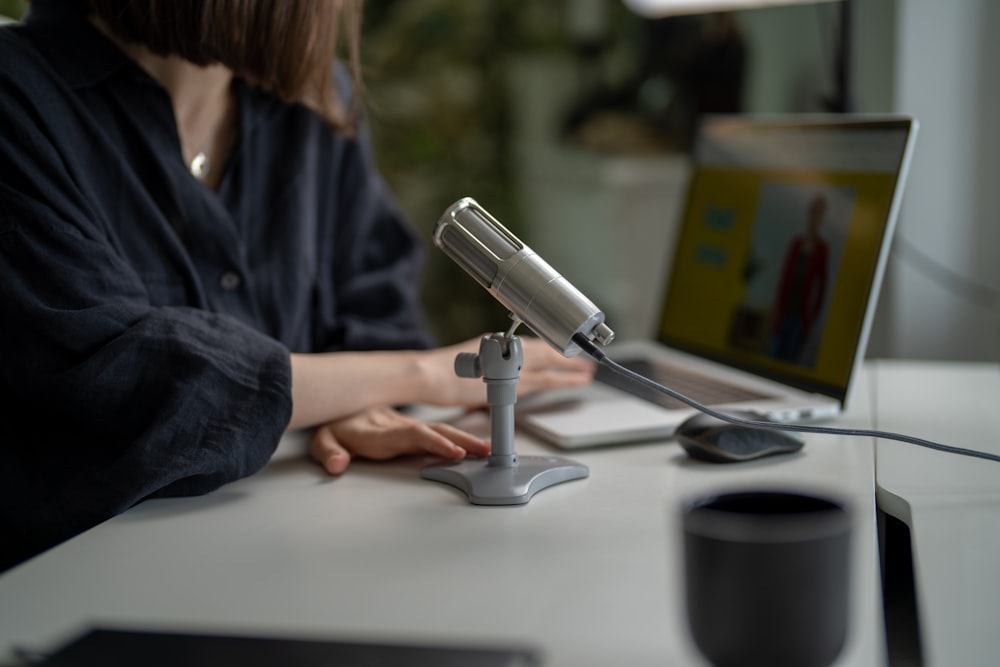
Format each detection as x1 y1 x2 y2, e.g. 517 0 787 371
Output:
517 336 596 394
309 406 492 475
418 335 595 407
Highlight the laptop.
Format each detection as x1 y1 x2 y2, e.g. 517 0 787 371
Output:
516 114 918 449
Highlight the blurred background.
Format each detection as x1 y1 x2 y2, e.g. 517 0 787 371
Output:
3 0 997 361
359 0 856 344
355 0 1000 361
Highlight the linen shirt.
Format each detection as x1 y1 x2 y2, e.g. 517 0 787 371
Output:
0 0 432 570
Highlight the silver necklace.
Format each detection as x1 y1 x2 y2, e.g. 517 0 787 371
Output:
189 151 210 181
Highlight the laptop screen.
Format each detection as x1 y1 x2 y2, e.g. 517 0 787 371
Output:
656 116 915 401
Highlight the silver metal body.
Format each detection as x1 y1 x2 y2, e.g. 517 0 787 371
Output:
433 197 614 357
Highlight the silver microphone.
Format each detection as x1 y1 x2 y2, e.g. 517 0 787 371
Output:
433 197 615 357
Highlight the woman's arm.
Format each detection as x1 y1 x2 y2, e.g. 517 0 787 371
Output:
288 336 596 431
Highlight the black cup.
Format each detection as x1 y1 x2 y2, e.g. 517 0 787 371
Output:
682 491 852 667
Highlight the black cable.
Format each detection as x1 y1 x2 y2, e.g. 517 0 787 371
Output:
893 234 1000 311
571 333 1000 464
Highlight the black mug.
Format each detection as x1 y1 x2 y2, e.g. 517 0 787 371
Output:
682 491 852 667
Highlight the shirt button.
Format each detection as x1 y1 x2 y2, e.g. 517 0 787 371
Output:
219 270 242 291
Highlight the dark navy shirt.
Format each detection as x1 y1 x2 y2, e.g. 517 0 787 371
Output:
0 1 432 570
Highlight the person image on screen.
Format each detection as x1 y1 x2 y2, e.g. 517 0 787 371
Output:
768 193 830 365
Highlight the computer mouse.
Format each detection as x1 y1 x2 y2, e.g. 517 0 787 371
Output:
674 411 805 463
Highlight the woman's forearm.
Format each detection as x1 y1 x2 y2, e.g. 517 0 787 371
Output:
286 337 595 432
287 350 434 430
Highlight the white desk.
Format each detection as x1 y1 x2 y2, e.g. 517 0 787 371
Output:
870 360 1000 667
0 374 884 666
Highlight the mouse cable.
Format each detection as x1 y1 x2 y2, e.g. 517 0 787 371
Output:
893 234 1000 311
571 333 1000 464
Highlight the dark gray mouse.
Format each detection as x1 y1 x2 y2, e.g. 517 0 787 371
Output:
674 411 805 463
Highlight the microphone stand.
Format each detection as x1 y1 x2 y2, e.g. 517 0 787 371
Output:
421 321 589 505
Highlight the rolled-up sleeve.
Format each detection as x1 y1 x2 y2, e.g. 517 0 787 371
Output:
0 184 292 569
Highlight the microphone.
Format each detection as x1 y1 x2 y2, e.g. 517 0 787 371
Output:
433 197 614 357
431 201 1000 471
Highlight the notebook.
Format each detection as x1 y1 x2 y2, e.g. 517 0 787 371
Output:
517 114 918 449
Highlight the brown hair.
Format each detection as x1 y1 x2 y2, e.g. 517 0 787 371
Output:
85 0 363 134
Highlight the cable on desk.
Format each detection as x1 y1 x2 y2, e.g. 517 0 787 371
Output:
572 333 1000 464
893 234 1000 312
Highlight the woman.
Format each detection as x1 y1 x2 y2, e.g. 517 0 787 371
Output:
0 0 593 570
769 193 830 366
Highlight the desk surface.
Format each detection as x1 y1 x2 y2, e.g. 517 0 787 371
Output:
870 359 1000 667
0 385 883 666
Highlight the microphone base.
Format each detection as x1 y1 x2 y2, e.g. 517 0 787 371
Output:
421 456 588 505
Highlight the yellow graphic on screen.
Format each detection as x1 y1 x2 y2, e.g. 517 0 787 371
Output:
659 168 896 390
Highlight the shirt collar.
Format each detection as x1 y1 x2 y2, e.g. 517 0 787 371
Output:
24 0 138 91
24 0 293 137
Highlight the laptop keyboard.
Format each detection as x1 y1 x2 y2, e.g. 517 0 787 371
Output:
595 359 771 411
